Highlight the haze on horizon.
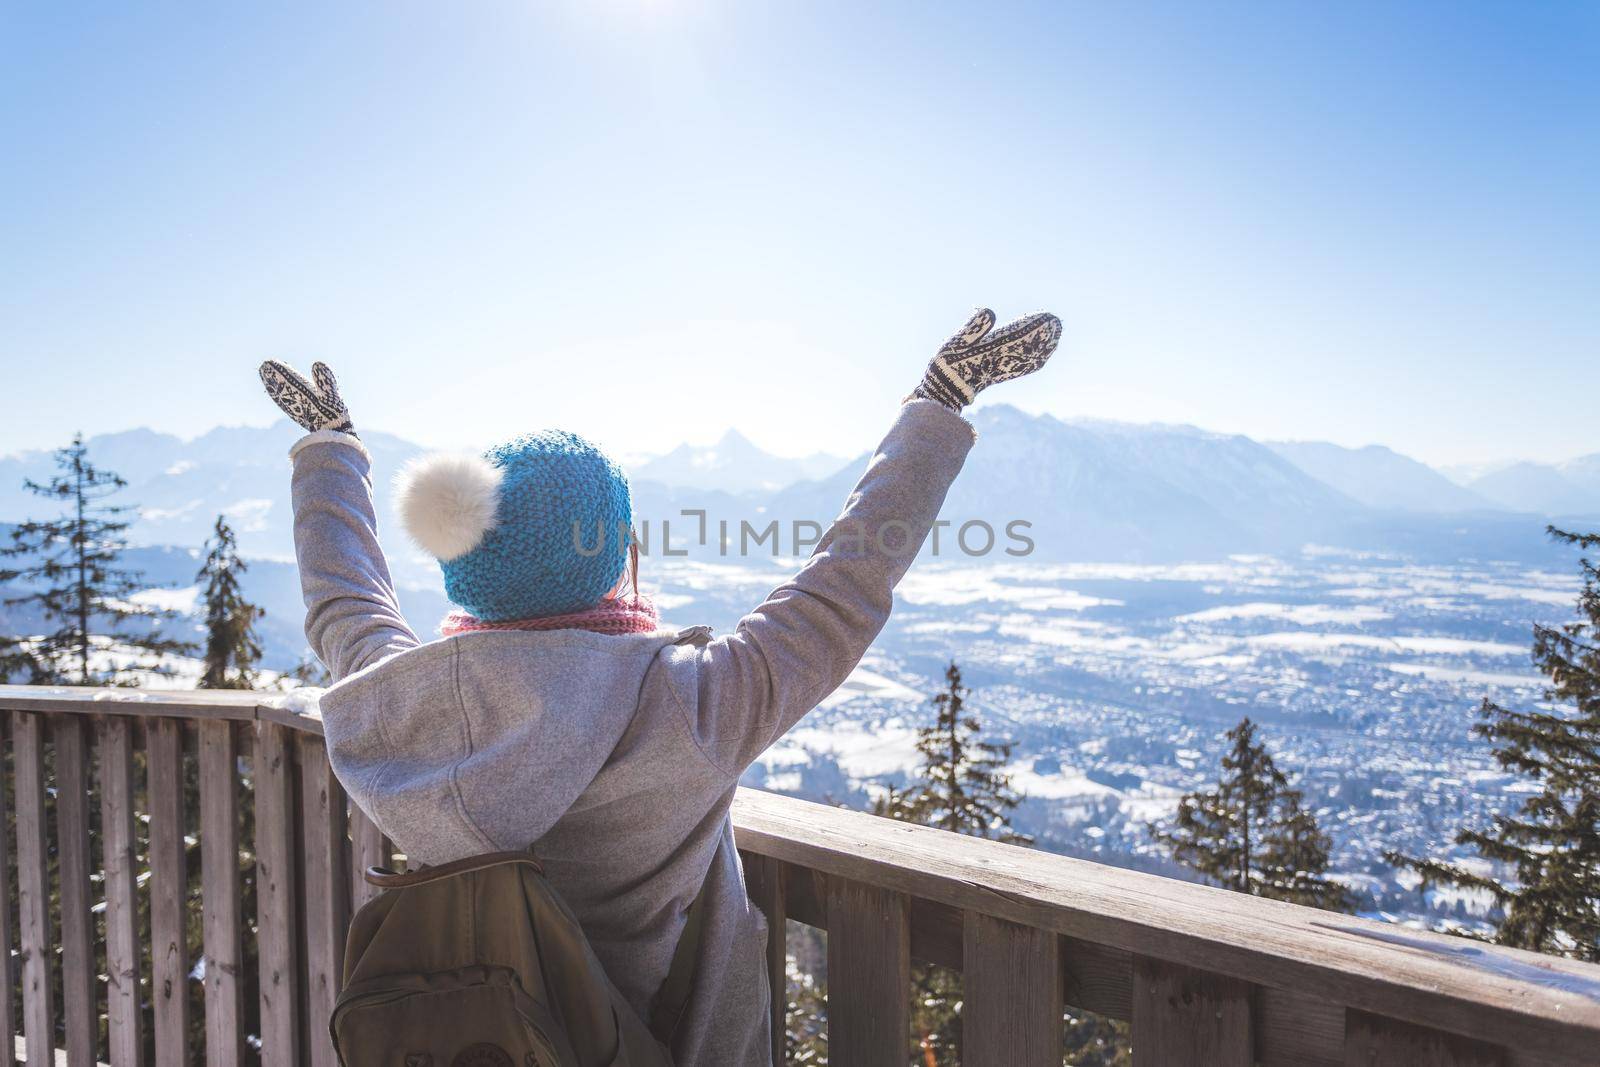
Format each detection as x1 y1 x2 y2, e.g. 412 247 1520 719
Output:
2 2 1596 468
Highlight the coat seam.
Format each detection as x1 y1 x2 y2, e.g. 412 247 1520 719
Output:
659 653 742 783
447 639 499 851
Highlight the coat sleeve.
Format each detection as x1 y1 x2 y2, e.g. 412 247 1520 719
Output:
683 399 975 773
289 431 421 681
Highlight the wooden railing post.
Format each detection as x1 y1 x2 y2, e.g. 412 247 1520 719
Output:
964 911 1063 1067
744 853 788 1067
349 805 386 912
201 719 245 1066
1132 955 1253 1066
12 712 53 1065
299 733 350 1067
147 717 191 1067
255 721 302 1067
53 716 98 1067
825 877 910 1067
0 715 15 1059
99 716 145 1067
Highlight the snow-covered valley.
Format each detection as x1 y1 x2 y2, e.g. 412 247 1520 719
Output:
648 552 1576 931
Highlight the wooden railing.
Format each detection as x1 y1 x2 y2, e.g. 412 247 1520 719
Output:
1 686 1597 1066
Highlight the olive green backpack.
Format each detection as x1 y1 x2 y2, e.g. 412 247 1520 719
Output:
331 851 707 1067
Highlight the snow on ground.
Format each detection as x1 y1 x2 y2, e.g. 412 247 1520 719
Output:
816 666 923 708
1244 633 1526 657
1005 762 1118 800
767 721 922 781
1384 662 1544 689
1177 602 1391 626
8 635 283 690
898 569 1120 611
130 585 201 613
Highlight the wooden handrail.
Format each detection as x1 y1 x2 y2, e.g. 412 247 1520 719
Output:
733 789 1600 1066
0 685 1595 1066
0 684 324 734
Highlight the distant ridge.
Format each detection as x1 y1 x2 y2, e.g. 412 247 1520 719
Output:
0 411 1590 580
631 428 848 493
1466 458 1600 516
1265 440 1496 513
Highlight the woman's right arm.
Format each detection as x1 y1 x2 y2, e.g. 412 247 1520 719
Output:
262 360 420 681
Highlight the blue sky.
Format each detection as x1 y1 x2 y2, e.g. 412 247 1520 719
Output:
1 1 1595 466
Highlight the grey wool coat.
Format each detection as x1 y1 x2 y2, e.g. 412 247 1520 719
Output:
289 399 975 1066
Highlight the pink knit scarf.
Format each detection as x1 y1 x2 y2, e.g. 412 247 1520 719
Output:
440 595 661 638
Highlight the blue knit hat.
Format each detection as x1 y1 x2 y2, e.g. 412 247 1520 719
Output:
395 430 633 621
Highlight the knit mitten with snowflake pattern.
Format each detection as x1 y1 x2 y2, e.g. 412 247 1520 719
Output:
259 360 357 437
913 308 1063 411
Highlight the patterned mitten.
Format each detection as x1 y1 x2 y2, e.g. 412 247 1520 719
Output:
913 308 1063 411
258 360 357 436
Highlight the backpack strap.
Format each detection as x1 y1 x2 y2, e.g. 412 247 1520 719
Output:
363 850 543 888
648 863 715 1046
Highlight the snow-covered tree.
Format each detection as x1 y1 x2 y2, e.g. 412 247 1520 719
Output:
0 434 191 685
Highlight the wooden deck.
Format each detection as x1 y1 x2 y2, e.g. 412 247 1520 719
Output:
0 684 1596 1065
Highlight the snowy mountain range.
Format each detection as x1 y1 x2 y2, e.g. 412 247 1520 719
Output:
0 408 1594 592
1464 457 1600 515
632 429 848 493
1264 441 1495 513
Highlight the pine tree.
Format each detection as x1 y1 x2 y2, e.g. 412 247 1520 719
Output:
196 515 265 690
881 662 1029 844
1153 717 1351 911
0 434 192 685
872 662 1031 1064
1388 527 1600 962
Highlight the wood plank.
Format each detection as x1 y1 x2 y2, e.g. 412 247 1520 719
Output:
146 718 190 1067
253 723 300 1067
1260 985 1343 1067
1063 936 1133 1021
743 853 787 1067
824 878 908 1067
0 716 15 1060
200 720 244 1066
53 716 97 1067
348 804 386 912
1132 955 1253 1067
730 788 1600 1061
964 911 1062 1067
1344 1009 1508 1066
12 713 54 1065
299 735 349 1067
98 717 144 1067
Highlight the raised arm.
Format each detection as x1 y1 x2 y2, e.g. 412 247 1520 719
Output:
680 308 1062 772
261 360 420 681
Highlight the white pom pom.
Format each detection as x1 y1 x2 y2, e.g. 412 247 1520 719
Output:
394 452 503 561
